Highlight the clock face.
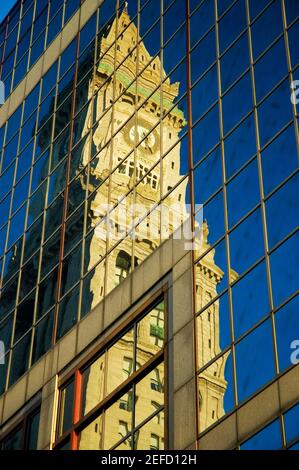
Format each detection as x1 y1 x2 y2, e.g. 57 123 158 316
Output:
129 125 156 149
124 119 159 153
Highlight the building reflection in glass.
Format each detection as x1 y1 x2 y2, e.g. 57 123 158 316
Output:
1 5 232 444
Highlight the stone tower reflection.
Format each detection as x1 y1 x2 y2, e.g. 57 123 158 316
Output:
79 8 231 444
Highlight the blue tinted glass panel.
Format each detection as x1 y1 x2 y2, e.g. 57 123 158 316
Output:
227 158 260 227
261 124 298 195
218 0 246 53
224 113 256 179
266 173 299 249
241 419 282 450
232 261 269 339
275 295 299 372
251 1 283 59
222 72 253 135
270 231 299 307
236 319 275 402
284 403 299 444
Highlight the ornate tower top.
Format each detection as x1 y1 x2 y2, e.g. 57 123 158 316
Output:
97 9 185 125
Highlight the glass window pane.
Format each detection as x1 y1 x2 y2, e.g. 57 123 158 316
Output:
1 427 23 450
235 319 275 403
284 403 299 445
32 310 54 365
275 294 299 373
222 72 253 135
192 65 218 124
78 413 104 450
134 410 164 450
9 332 31 387
198 351 234 433
56 284 79 340
258 78 292 148
261 124 298 196
14 293 35 343
106 328 134 395
104 388 133 449
229 208 264 275
221 32 250 93
254 38 288 102
135 363 164 427
288 20 299 70
224 113 256 179
270 231 299 308
192 104 220 163
81 354 105 416
249 0 272 21
227 158 260 228
232 261 270 339
251 1 283 59
191 28 216 84
218 0 246 53
58 379 75 436
241 419 282 450
266 173 299 249
197 292 231 369
27 410 40 450
190 0 215 48
136 303 165 369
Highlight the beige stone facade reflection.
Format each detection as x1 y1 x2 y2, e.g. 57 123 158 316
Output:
74 9 231 447
80 7 232 449
79 9 187 309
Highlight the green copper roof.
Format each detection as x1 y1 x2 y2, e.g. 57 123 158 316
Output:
98 62 185 121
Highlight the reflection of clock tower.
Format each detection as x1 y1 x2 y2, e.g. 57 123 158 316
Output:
82 8 187 307
81 6 231 439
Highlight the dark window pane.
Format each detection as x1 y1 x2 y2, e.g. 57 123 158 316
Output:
9 332 31 386
56 285 79 340
27 410 40 449
32 310 54 365
14 293 35 343
1 427 23 450
58 379 75 436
